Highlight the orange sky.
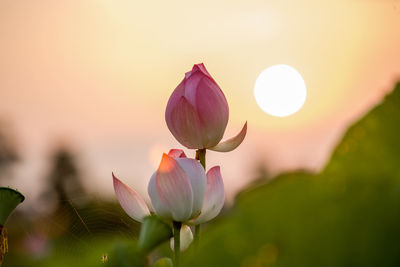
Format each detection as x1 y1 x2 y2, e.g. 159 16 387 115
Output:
0 0 399 208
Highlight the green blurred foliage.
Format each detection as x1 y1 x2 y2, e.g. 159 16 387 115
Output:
153 257 173 267
4 236 146 267
183 83 400 267
105 240 147 267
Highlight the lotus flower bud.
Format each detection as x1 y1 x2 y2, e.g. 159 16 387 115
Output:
165 63 229 149
113 149 225 224
166 63 247 152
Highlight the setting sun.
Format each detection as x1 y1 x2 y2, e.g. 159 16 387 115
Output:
254 64 307 117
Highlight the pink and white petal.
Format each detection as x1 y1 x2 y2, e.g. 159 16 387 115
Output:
156 154 194 221
148 172 172 218
176 158 207 218
167 149 187 159
112 173 150 222
170 225 194 251
208 122 247 152
192 166 225 224
195 77 229 147
166 96 204 149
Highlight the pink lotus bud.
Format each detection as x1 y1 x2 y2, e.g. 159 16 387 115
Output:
166 63 247 152
165 63 229 149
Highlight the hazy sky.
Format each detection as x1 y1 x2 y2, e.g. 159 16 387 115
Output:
0 0 399 208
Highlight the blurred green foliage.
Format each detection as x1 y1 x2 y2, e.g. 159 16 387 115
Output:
4 236 146 267
153 257 173 267
183 82 400 266
105 240 147 267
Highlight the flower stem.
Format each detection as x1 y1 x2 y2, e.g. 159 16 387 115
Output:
173 221 182 267
194 224 201 247
0 225 7 266
194 149 206 247
196 149 206 170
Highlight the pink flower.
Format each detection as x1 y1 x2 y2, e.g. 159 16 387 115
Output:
113 149 225 223
165 63 247 152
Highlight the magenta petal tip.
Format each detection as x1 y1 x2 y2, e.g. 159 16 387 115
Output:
167 149 187 159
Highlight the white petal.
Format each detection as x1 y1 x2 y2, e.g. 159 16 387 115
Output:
156 154 193 221
208 122 247 152
170 225 194 251
176 158 207 218
112 173 150 222
192 166 225 224
148 172 172 218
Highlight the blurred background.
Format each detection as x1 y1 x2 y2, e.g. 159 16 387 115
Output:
0 0 399 266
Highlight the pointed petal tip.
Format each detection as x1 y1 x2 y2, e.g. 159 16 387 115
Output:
193 63 205 70
167 149 187 159
207 166 221 175
192 63 214 81
112 172 121 186
208 121 247 152
184 63 214 82
158 153 176 173
112 174 150 222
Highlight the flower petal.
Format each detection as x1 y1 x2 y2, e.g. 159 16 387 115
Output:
170 225 194 252
167 149 187 159
192 166 225 224
176 158 207 218
112 173 150 222
208 122 247 152
166 96 204 149
148 172 172 218
195 76 229 147
156 154 193 221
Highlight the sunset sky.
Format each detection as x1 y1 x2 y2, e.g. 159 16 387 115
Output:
0 0 399 208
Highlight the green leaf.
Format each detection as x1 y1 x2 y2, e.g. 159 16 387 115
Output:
0 187 24 225
138 215 172 253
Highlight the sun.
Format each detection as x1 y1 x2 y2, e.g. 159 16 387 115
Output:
254 64 307 117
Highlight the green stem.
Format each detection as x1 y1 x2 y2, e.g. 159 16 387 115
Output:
194 224 201 247
196 149 206 170
194 149 206 247
173 221 182 267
